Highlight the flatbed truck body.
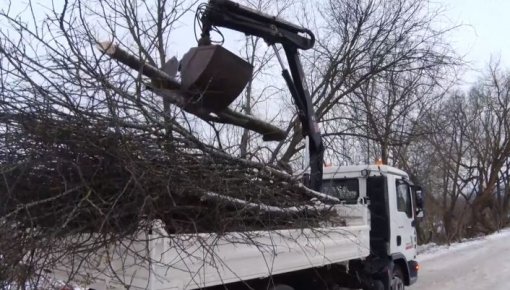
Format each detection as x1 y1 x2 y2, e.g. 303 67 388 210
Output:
51 165 422 290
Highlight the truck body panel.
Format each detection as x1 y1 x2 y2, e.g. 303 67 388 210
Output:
49 165 420 290
51 205 370 290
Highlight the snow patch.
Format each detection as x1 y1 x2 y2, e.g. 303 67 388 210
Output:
413 227 510 290
417 228 510 261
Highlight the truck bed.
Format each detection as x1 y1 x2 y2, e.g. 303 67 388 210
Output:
51 204 370 290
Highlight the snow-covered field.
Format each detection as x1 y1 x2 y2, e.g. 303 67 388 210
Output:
413 228 510 290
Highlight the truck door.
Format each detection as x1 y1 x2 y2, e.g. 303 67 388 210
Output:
390 178 417 260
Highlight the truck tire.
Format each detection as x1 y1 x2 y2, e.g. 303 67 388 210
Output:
269 285 294 290
362 280 384 290
391 266 405 290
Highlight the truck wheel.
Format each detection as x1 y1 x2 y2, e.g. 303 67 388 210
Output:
270 285 294 290
391 266 405 290
363 280 384 290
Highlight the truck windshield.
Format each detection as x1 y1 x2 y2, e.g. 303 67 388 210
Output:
322 178 359 202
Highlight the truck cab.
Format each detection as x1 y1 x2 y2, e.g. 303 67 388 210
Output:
322 164 422 289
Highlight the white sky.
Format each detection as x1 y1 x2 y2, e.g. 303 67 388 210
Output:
441 0 510 85
166 0 510 87
4 0 510 86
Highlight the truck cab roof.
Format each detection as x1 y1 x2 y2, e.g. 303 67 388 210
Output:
323 164 409 180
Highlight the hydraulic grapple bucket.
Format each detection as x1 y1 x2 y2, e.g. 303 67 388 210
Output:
179 45 253 113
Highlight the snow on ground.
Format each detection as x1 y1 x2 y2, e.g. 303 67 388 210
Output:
413 228 510 290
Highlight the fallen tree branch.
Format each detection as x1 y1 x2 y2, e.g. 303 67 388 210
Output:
204 191 331 215
97 41 286 141
199 148 341 203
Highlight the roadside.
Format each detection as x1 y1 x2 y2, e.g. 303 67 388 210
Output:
413 228 510 290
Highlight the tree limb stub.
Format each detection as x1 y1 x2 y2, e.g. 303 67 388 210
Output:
204 191 333 216
97 41 286 141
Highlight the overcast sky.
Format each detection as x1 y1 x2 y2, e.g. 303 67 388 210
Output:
5 0 510 86
441 0 510 84
166 0 510 86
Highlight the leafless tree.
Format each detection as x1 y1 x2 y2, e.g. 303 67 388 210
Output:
416 93 475 243
269 0 459 169
463 62 510 234
410 62 510 242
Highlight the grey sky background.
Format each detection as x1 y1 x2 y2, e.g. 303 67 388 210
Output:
441 0 510 85
4 0 510 87
168 0 510 88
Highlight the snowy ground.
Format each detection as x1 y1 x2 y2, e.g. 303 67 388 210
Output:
412 228 510 290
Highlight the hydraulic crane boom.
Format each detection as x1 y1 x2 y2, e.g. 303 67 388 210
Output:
198 0 325 191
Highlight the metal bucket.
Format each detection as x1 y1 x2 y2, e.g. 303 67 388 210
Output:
179 45 253 113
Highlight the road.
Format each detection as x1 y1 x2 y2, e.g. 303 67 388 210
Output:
412 229 510 290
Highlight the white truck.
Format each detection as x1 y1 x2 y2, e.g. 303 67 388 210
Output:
51 1 423 289
52 164 423 290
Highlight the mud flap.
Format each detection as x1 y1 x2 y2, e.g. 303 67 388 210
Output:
365 259 394 290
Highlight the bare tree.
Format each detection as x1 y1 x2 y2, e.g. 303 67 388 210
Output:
463 62 510 234
409 62 510 242
336 65 451 165
269 0 458 169
417 93 475 243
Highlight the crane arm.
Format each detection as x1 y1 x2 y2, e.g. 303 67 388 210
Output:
198 0 324 191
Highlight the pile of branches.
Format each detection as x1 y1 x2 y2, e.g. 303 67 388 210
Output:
0 7 339 282
0 113 337 236
0 111 340 286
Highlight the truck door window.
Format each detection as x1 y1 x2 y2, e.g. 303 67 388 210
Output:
396 180 413 218
322 178 359 203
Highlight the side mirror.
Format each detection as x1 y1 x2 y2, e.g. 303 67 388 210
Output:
416 208 424 218
415 188 424 208
414 186 424 218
